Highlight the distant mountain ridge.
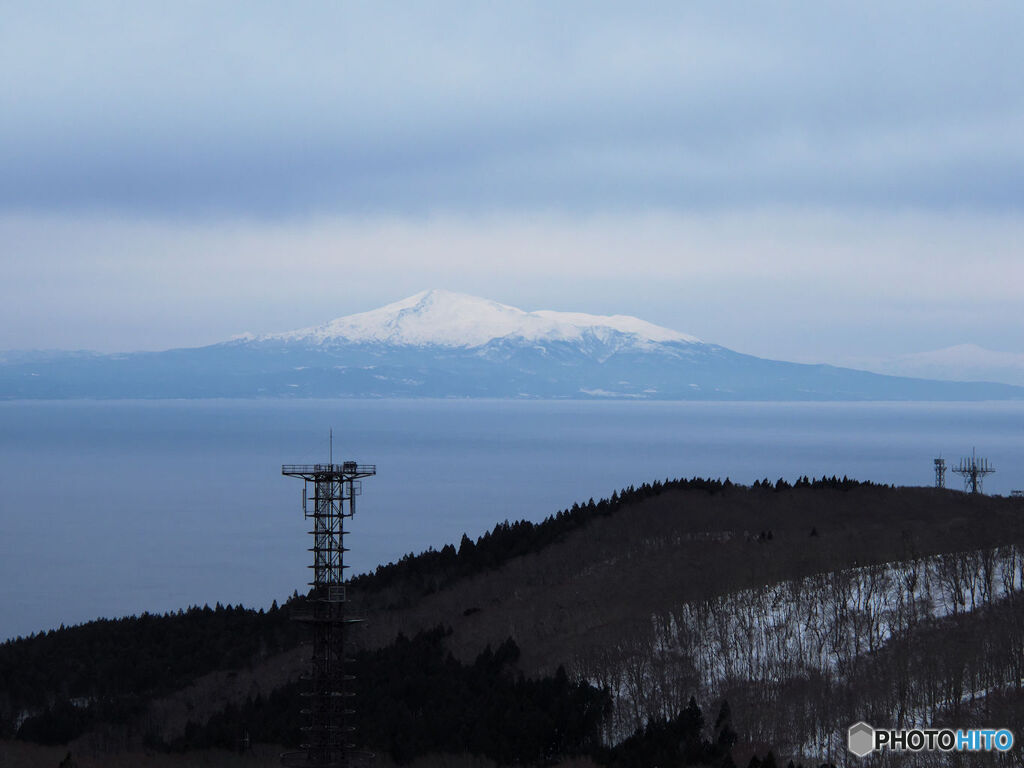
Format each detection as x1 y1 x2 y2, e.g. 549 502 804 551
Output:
2 290 1023 400
854 343 1024 387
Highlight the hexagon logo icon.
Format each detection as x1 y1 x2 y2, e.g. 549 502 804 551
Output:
848 721 875 757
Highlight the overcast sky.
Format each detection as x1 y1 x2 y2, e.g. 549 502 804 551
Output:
2 2 1022 362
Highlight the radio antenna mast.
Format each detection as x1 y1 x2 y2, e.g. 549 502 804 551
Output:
934 455 946 489
282 450 377 767
952 448 995 495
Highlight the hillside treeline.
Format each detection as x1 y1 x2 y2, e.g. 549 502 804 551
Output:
0 474 759 739
0 601 301 740
161 627 833 768
10 620 814 768
1 473 879 706
351 474 882 603
162 626 608 765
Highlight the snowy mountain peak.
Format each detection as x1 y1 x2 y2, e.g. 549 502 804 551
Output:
266 289 701 348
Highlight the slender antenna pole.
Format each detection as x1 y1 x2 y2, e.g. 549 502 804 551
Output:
330 428 333 465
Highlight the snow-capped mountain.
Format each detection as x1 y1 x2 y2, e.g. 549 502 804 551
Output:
2 291 1023 401
262 289 700 349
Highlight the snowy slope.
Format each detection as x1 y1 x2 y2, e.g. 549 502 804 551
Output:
263 289 701 348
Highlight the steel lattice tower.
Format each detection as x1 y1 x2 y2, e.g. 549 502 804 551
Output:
934 457 946 489
952 449 994 495
282 459 376 768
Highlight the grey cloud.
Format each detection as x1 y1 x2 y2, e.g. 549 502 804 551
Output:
2 1 1022 216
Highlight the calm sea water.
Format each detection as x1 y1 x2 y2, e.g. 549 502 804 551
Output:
1 398 1022 641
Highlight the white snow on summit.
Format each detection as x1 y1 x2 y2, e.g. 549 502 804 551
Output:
266 290 700 348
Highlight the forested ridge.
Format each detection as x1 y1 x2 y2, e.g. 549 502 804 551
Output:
2 475 1022 766
350 474 883 603
2 603 299 717
162 626 611 765
159 626 833 768
3 473 742 744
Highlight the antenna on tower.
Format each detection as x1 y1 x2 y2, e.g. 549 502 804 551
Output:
329 428 333 465
951 448 995 494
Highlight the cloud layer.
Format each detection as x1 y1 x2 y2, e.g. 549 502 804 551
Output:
2 3 1022 361
3 2 1022 216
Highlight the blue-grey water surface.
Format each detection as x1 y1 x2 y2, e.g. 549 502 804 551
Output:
1 399 1022 640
